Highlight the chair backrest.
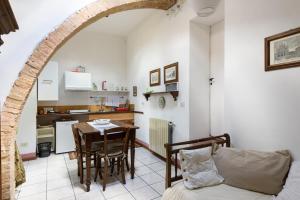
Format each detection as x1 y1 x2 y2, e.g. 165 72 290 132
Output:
71 123 82 154
103 127 130 156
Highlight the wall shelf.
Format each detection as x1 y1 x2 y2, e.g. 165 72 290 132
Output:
90 90 129 93
143 91 179 101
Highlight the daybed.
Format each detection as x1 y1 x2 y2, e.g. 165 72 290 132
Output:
162 134 297 200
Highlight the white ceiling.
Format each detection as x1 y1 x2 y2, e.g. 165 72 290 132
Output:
191 0 224 25
81 0 224 37
82 9 160 37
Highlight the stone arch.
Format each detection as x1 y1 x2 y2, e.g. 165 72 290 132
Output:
0 0 176 199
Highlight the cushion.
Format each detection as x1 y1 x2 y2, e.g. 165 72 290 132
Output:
162 182 272 200
275 161 300 200
179 147 224 189
213 147 291 195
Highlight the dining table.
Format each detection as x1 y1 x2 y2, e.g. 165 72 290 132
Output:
76 120 139 192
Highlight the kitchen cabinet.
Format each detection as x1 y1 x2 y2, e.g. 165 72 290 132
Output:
38 61 59 101
65 71 92 91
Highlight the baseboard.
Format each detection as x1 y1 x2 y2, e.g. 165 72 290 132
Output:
21 152 36 161
135 138 166 162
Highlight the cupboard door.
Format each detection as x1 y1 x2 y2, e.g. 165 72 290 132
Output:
38 61 59 101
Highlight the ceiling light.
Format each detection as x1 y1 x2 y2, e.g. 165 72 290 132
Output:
197 7 215 17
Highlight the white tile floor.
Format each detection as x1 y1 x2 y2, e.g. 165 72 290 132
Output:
15 147 178 200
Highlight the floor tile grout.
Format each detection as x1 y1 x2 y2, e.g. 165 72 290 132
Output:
19 147 167 200
64 154 77 200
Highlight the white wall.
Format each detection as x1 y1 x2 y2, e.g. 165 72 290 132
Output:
126 6 197 144
16 83 37 155
210 21 224 135
39 31 127 106
189 22 210 139
0 0 96 107
225 0 300 160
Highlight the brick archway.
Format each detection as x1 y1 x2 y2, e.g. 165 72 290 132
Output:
0 0 176 199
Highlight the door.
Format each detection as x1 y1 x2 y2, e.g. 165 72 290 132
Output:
210 21 225 134
56 121 78 154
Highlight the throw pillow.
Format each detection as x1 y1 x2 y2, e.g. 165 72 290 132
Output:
213 147 291 195
179 147 224 190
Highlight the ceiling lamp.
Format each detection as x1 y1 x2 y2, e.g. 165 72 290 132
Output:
191 0 220 17
197 7 215 17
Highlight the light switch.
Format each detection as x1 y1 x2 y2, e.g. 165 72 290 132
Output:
180 101 185 108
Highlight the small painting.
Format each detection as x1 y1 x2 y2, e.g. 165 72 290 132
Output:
265 27 300 71
164 62 179 84
149 68 161 86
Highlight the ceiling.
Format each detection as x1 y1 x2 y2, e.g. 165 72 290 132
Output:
82 9 160 37
191 0 224 25
81 0 224 37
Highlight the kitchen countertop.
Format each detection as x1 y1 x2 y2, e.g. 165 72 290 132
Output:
37 110 143 117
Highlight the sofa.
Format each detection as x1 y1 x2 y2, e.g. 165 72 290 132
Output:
162 134 299 200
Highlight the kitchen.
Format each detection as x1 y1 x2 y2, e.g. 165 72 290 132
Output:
16 17 144 159
36 63 141 155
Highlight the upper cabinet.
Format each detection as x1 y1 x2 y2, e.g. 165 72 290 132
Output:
38 61 59 101
65 71 92 91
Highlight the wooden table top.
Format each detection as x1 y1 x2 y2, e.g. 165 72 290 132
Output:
77 120 139 135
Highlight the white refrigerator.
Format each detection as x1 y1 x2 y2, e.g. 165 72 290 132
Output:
56 120 78 154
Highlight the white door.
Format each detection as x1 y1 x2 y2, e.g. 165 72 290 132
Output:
210 21 225 134
38 61 59 101
56 121 78 154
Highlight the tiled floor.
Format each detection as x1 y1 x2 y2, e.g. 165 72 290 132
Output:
15 147 174 200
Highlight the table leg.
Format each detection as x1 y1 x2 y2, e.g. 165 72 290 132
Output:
130 130 136 179
85 137 91 192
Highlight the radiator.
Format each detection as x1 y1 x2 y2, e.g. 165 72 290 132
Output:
149 118 173 158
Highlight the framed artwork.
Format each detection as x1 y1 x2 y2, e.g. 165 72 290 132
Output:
149 68 161 86
265 27 300 71
164 62 179 84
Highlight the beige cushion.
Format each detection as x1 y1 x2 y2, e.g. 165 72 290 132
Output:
162 182 272 200
179 147 224 189
213 147 291 195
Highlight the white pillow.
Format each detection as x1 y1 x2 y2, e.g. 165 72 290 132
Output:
179 147 224 190
274 161 300 200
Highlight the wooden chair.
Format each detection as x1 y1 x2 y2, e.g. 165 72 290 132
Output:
94 127 130 191
71 124 102 184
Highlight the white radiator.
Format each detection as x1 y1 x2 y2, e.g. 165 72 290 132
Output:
149 118 173 158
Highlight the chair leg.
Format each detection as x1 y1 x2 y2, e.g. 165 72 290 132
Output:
103 158 109 191
121 158 126 184
99 157 103 179
94 155 99 182
79 155 84 184
126 157 130 172
110 158 115 176
117 158 120 175
93 153 96 167
77 158 80 176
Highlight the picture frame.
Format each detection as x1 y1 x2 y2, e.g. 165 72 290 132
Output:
164 62 179 84
265 27 300 71
149 68 161 86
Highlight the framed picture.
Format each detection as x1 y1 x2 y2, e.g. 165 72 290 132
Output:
265 27 300 71
164 62 179 84
149 68 161 86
